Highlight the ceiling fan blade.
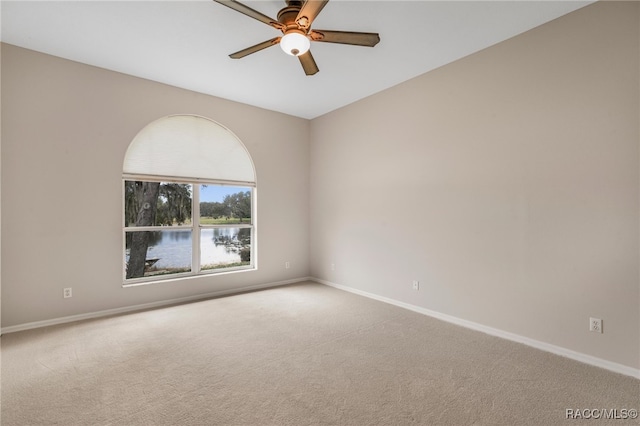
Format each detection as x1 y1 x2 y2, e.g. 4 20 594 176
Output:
298 50 319 76
309 30 380 47
213 0 285 30
295 0 329 30
229 37 281 59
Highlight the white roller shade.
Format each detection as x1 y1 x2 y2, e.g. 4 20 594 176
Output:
124 115 255 184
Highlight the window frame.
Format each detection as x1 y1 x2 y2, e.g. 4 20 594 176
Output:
122 174 256 286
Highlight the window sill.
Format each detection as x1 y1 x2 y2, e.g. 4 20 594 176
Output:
122 265 256 288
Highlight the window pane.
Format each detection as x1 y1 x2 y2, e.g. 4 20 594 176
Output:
125 230 192 278
124 181 192 227
199 184 251 225
200 227 251 271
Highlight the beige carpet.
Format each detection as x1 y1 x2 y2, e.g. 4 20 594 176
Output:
1 281 638 425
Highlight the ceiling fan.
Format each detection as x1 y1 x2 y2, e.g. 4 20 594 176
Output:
213 0 380 76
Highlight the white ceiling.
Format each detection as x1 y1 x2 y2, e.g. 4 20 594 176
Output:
1 1 594 119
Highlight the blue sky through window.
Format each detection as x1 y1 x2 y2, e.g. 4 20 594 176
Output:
200 184 250 203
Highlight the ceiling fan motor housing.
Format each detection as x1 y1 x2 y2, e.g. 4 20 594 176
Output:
278 4 304 30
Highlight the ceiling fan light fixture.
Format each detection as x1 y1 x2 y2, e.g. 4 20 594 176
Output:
280 31 310 56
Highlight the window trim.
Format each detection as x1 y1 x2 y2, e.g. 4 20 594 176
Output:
122 174 256 286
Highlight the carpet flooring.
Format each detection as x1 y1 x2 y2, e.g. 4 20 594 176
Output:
1 281 638 425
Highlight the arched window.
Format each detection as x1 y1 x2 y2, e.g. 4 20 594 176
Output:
122 115 256 285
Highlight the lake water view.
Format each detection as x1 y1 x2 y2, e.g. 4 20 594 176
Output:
126 228 251 272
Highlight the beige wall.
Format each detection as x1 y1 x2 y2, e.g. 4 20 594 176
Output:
310 1 639 369
1 44 310 327
0 42 2 332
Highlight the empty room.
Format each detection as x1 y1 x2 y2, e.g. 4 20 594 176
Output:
1 0 638 424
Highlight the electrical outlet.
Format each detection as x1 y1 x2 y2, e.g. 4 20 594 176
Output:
331 263 335 271
63 288 72 298
589 317 602 333
412 280 420 291
285 261 290 269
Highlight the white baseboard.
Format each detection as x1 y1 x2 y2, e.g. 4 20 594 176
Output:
1 277 311 335
4 276 638 380
312 277 640 380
